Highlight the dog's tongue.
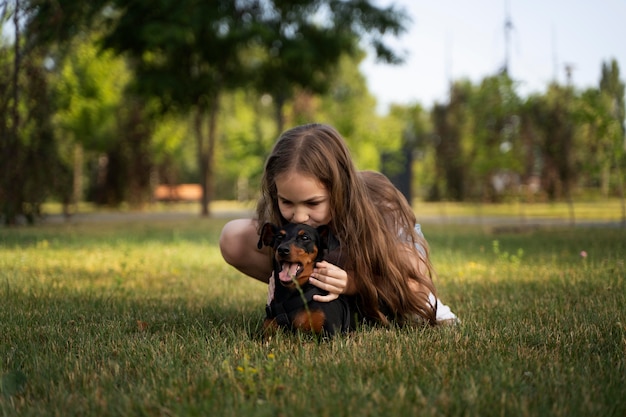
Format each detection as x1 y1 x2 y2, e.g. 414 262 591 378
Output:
279 263 300 283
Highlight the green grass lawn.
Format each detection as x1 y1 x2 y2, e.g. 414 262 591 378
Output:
1 215 625 416
41 197 626 222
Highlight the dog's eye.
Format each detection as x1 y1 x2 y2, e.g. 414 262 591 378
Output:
299 234 310 241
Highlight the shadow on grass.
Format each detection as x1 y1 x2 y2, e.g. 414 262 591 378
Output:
0 217 229 249
1 288 266 367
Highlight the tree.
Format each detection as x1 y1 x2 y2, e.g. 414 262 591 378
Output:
317 53 381 168
600 59 625 136
103 0 262 215
1 0 68 224
252 0 408 135
467 73 522 202
524 83 578 223
430 81 472 201
216 89 275 201
380 103 431 203
27 0 254 214
517 95 543 202
599 59 626 224
403 103 434 201
51 33 131 209
30 0 409 217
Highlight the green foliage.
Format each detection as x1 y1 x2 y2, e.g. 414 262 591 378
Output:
0 34 68 223
576 88 623 187
251 0 408 130
597 59 626 202
3 0 625 213
529 83 579 202
0 217 625 416
600 59 625 136
151 114 191 165
216 91 276 200
318 53 383 169
52 34 130 152
467 74 523 197
426 62 625 204
430 81 473 201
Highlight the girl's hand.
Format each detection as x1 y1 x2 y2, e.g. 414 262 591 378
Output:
309 261 349 302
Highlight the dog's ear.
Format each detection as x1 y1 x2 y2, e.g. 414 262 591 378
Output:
316 225 330 251
258 223 278 249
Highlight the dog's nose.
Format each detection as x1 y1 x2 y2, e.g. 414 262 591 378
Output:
277 246 290 257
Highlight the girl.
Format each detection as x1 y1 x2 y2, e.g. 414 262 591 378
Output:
220 123 457 326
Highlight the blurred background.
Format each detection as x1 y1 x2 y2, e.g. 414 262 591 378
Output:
363 1 626 112
1 0 624 224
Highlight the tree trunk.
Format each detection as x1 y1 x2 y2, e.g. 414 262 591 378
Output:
125 99 152 209
205 92 219 216
194 105 207 216
2 0 22 225
68 142 83 216
12 0 19 132
195 92 220 217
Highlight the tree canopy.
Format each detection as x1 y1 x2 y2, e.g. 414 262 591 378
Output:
25 0 409 216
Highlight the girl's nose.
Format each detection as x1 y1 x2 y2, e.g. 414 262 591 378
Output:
291 207 309 223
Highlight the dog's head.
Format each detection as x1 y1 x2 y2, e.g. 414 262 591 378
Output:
258 223 329 289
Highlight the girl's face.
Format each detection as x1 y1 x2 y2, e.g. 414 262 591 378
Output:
275 171 331 227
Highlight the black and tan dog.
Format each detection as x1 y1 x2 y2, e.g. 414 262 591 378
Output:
258 222 354 336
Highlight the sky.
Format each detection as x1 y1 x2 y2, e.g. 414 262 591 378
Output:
360 0 626 113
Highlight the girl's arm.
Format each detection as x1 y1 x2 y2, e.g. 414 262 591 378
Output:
219 218 273 283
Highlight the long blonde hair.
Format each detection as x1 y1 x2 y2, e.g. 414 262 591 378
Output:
257 123 437 325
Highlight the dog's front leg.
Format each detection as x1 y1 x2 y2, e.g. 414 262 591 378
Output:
292 310 326 334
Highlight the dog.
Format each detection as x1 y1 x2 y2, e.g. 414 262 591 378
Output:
257 222 354 336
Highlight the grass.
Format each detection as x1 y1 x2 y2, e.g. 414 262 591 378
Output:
412 199 626 222
41 197 626 222
1 214 625 416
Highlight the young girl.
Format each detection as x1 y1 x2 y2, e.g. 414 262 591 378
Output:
220 123 458 326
